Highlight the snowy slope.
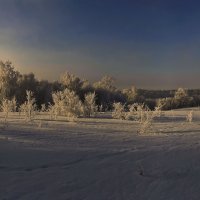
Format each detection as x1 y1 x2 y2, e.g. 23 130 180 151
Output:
1 110 200 200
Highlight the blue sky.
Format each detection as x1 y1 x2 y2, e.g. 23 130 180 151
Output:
1 0 200 89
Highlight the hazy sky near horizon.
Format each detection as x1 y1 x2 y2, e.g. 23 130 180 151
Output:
1 0 200 89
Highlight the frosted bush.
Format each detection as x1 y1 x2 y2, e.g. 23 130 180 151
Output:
50 92 64 119
60 71 83 92
154 100 163 117
139 118 153 135
51 88 83 121
112 102 161 134
125 103 137 120
138 105 162 135
0 61 19 101
122 86 137 103
1 97 17 122
19 90 36 121
112 102 125 120
125 104 137 120
83 92 97 117
135 104 149 123
138 112 154 135
174 88 188 100
93 75 116 91
125 103 150 122
186 110 193 123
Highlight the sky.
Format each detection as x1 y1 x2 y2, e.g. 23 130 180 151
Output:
1 0 200 89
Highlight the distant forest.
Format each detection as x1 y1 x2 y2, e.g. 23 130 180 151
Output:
1 60 200 111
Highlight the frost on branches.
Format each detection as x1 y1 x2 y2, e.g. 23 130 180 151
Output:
60 71 83 92
51 88 83 121
83 92 97 117
125 103 150 122
1 97 17 122
19 90 36 121
138 105 163 135
112 102 126 120
186 110 193 123
111 102 162 135
0 61 19 101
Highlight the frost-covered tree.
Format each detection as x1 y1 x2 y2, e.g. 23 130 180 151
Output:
122 86 137 103
93 75 116 92
15 73 39 106
83 92 97 117
51 88 83 121
60 71 83 92
1 97 17 122
138 107 158 135
81 79 90 89
125 103 150 122
154 99 164 117
125 103 138 120
174 88 188 100
186 110 193 123
93 75 121 110
112 102 125 120
138 114 153 135
20 90 36 121
174 88 189 108
137 103 164 135
50 91 65 119
0 61 19 101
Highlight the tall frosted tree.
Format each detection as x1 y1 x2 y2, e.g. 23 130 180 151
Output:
0 61 19 101
93 75 125 111
20 90 36 121
174 88 189 107
51 88 83 121
60 71 83 92
1 97 17 122
122 86 138 103
93 75 116 92
174 88 188 100
112 102 125 120
83 92 97 117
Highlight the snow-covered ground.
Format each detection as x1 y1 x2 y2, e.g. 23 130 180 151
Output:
1 109 200 200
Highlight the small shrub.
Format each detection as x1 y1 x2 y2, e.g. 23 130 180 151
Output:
19 90 36 121
1 97 17 122
125 103 150 122
154 100 164 117
138 106 162 135
112 102 126 120
186 110 193 123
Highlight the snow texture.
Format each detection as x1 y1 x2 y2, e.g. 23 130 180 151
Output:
1 109 200 200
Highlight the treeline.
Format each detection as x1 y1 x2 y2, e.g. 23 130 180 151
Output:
1 60 200 111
